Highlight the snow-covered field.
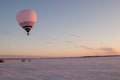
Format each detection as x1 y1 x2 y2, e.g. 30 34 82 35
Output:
0 57 120 80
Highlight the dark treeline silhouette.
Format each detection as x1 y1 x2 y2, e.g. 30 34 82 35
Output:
0 55 120 62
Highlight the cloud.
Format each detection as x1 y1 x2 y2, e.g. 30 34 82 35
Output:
44 41 54 44
51 38 57 41
80 45 97 51
75 46 80 48
43 36 57 45
69 33 80 38
44 36 57 41
99 48 113 51
99 47 119 55
80 45 119 55
64 41 73 44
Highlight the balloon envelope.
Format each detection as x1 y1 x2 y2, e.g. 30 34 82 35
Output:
16 9 37 35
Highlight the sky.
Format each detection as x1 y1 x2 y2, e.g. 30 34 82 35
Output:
0 0 120 57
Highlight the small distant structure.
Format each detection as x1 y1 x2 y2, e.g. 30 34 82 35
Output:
28 59 31 62
21 59 25 62
0 59 4 63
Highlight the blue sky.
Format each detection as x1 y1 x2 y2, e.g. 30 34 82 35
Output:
0 0 120 57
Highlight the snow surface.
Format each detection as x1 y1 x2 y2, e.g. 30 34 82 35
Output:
0 57 120 80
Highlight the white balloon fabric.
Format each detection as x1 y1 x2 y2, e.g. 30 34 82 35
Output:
16 9 37 35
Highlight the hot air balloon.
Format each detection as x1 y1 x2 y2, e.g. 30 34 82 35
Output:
16 9 37 35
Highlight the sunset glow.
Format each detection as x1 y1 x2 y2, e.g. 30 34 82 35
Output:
0 0 120 57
